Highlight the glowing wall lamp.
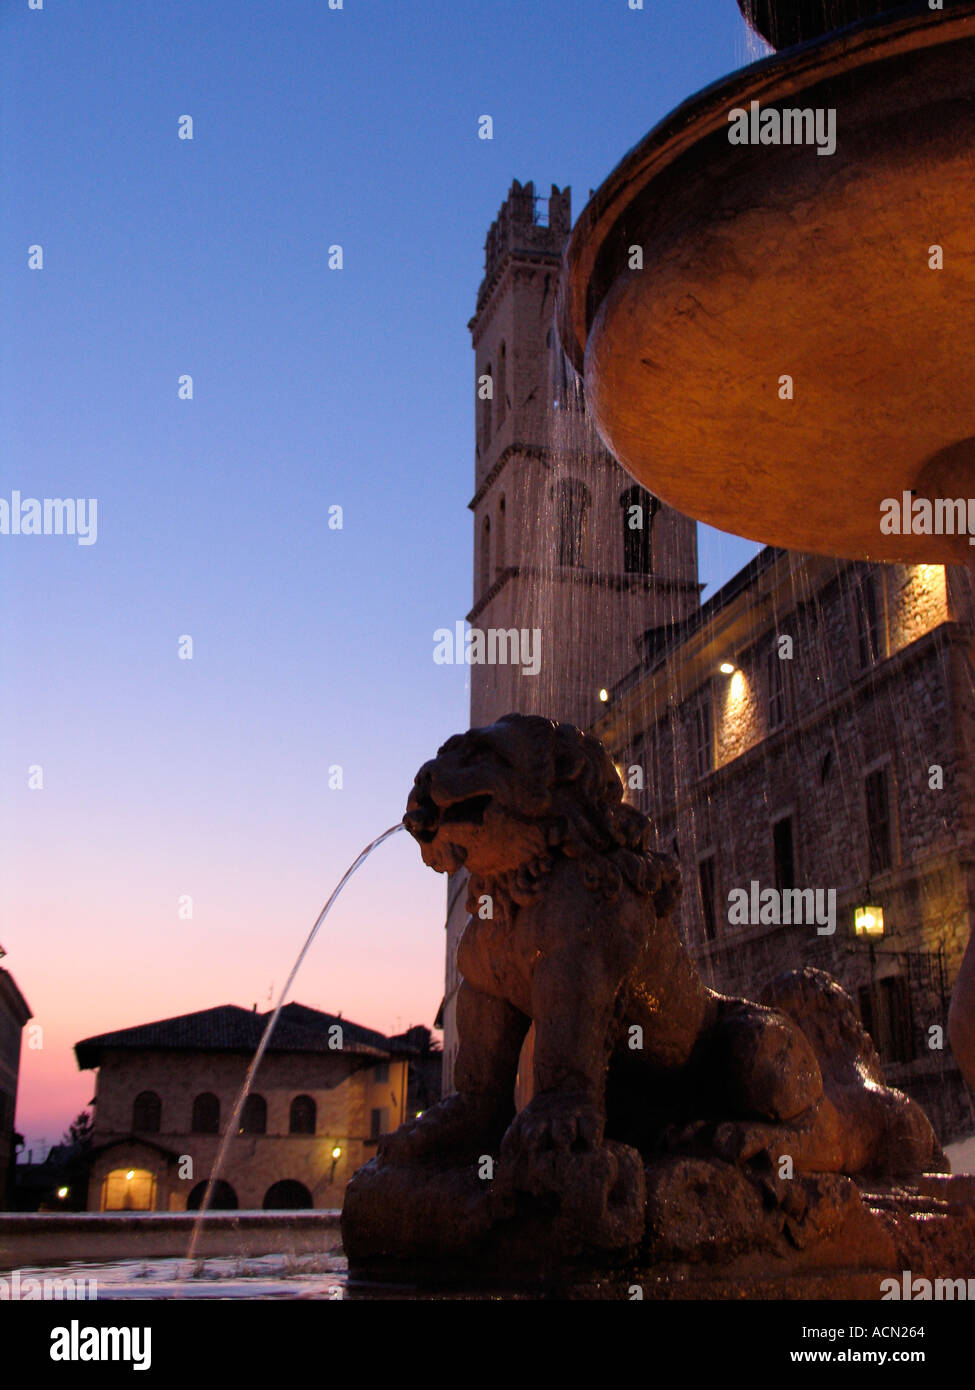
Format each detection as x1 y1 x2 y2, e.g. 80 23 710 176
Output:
330 1144 342 1182
719 661 736 675
598 688 609 702
854 904 885 939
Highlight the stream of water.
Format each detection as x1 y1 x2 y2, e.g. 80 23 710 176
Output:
179 821 405 1275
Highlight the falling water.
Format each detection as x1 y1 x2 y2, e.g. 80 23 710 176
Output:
179 821 405 1274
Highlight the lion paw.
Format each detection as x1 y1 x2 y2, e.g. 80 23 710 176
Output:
500 1090 605 1160
377 1092 509 1166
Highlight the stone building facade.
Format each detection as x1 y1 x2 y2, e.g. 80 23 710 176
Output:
442 176 975 1149
0 966 32 1208
593 548 975 1145
75 1003 426 1211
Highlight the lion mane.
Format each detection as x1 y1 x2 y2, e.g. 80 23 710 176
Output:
460 714 681 926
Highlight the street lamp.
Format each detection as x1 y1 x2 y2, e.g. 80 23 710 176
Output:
854 904 885 938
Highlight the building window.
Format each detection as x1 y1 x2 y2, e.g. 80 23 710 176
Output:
865 766 893 874
855 572 884 668
240 1093 267 1135
496 341 506 428
495 494 506 574
186 1180 238 1210
101 1168 156 1211
263 1179 312 1210
132 1091 161 1134
370 1107 391 1140
555 478 590 567
191 1092 220 1135
768 642 787 730
698 855 718 942
479 363 492 452
694 693 713 778
289 1094 316 1135
373 1060 390 1084
479 514 491 595
858 976 914 1063
773 816 795 893
620 485 658 574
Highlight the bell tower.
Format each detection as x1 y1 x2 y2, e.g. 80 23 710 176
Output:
439 180 700 1088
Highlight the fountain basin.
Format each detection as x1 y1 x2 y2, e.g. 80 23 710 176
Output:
559 2 975 565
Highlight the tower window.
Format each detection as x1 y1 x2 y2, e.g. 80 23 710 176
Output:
555 479 591 567
620 486 658 574
496 342 507 428
496 495 506 574
480 514 491 595
479 364 493 453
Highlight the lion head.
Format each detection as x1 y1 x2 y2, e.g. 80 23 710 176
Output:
403 713 681 915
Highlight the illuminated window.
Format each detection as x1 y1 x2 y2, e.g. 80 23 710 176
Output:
101 1168 156 1211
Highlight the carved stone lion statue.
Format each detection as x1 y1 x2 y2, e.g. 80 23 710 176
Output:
342 713 946 1281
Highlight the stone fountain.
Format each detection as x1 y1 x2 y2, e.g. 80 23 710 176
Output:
343 0 975 1295
558 0 975 1106
343 718 973 1294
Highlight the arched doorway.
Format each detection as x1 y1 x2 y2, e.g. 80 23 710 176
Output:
101 1168 157 1211
263 1179 313 1210
186 1179 238 1211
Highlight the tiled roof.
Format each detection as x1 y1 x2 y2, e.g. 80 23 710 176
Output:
74 1002 395 1070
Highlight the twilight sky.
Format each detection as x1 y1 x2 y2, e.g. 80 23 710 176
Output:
1 0 765 1151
